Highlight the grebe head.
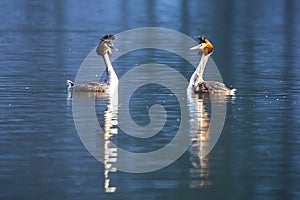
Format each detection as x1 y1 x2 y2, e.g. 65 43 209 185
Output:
96 34 118 56
66 80 74 89
190 36 214 55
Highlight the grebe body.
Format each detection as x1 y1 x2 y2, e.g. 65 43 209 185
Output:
188 36 235 96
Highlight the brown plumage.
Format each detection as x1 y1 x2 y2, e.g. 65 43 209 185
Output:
67 80 109 93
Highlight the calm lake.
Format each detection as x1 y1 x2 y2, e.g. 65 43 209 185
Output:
1 0 300 199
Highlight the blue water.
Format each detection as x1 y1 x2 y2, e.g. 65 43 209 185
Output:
1 0 300 199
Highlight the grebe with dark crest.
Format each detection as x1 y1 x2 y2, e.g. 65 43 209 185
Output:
188 36 236 96
67 34 118 93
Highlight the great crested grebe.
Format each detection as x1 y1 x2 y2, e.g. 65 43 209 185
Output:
67 34 118 93
188 36 236 95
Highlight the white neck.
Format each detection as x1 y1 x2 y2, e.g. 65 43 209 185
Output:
102 53 118 98
188 53 210 89
103 53 118 83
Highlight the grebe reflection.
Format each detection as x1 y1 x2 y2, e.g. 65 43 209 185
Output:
68 90 119 192
188 93 212 187
103 94 118 193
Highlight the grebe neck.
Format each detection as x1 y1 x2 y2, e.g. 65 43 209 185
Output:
103 53 118 83
195 53 210 84
188 53 210 90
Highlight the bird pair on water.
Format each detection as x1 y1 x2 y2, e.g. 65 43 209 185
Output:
67 34 236 96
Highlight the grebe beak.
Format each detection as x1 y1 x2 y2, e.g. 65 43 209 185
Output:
190 44 201 50
108 43 118 52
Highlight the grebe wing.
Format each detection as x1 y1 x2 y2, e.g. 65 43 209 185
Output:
202 81 230 92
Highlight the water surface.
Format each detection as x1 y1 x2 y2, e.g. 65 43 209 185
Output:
1 0 300 199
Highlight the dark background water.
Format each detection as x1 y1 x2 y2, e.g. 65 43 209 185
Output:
1 0 300 199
